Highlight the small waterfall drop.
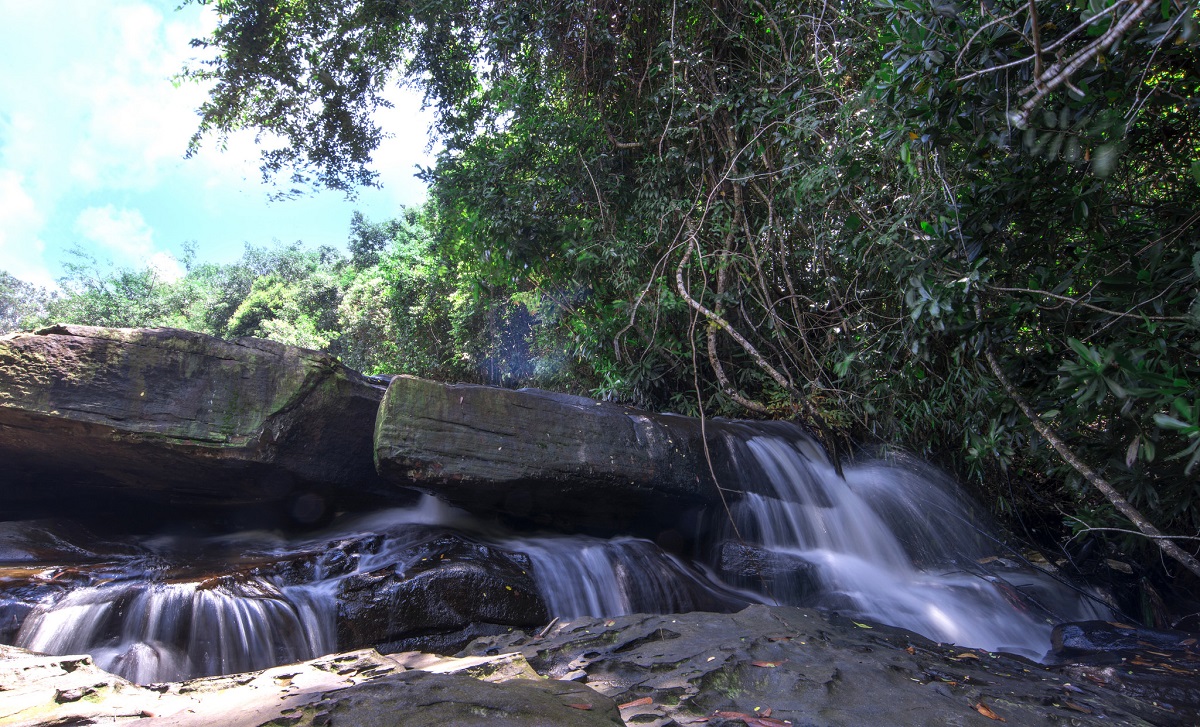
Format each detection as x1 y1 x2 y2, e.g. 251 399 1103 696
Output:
721 433 1108 659
16 576 336 683
516 536 753 618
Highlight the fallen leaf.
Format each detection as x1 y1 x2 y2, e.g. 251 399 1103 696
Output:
713 711 792 727
1107 621 1137 630
953 652 980 660
906 646 916 655
566 703 593 710
762 707 773 717
605 620 616 627
1181 638 1196 646
751 660 785 668
1062 701 1093 714
853 622 873 629
619 697 653 710
974 701 1005 721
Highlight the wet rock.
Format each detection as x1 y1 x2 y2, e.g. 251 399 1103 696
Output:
1052 620 1200 658
293 670 623 727
1052 620 1200 724
336 532 548 652
373 376 826 530
0 519 144 562
0 325 398 510
461 604 1190 726
716 541 819 599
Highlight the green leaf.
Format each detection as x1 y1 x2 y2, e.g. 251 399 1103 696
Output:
1067 337 1097 363
1153 414 1195 432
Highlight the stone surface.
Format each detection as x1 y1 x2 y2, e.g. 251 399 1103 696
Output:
715 540 819 598
336 531 549 652
373 376 825 530
1052 620 1199 659
461 604 1195 726
0 643 619 727
0 325 395 511
5 605 1196 727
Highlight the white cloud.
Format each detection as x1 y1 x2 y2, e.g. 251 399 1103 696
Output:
148 251 184 282
0 169 53 288
0 0 434 284
75 205 156 260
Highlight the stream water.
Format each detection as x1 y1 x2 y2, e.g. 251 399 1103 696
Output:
1 424 1108 683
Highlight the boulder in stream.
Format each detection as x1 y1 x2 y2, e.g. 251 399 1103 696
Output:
373 376 825 530
336 532 548 654
0 325 397 512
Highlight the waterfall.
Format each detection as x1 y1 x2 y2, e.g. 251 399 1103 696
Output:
3 427 1111 681
720 434 1108 659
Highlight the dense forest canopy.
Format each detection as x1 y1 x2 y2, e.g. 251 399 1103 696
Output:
3 0 1198 591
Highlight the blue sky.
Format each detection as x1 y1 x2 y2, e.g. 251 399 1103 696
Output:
0 0 435 289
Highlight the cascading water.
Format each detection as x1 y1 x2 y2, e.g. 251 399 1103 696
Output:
16 578 336 683
2 423 1110 682
514 536 751 618
719 433 1109 659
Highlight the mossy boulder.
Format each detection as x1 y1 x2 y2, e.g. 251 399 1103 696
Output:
0 325 393 512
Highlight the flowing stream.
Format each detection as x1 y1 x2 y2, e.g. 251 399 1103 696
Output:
2 424 1108 682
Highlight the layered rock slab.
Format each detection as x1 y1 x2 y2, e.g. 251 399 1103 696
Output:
461 604 1191 727
373 376 822 529
0 325 392 509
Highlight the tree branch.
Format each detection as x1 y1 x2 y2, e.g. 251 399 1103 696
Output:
1014 0 1158 126
981 325 1200 580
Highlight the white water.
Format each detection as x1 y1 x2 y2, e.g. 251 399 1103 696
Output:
8 425 1109 680
726 436 1108 659
16 578 336 683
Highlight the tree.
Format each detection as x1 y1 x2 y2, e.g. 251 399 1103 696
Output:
0 271 48 334
182 0 1200 576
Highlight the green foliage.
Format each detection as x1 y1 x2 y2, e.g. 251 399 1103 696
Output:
0 271 49 334
172 0 1200 563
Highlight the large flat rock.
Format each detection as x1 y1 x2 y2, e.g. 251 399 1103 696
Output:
462 604 1194 727
373 377 819 530
0 643 621 727
0 325 392 510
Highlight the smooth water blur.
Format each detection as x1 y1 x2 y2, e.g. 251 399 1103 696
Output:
17 578 336 682
515 536 754 617
6 423 1109 680
726 435 1108 659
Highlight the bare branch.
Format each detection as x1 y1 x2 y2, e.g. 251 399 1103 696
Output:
1014 0 1158 125
981 318 1200 580
987 285 1189 321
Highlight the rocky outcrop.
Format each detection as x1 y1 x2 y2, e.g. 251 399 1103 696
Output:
0 325 397 513
373 376 824 530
